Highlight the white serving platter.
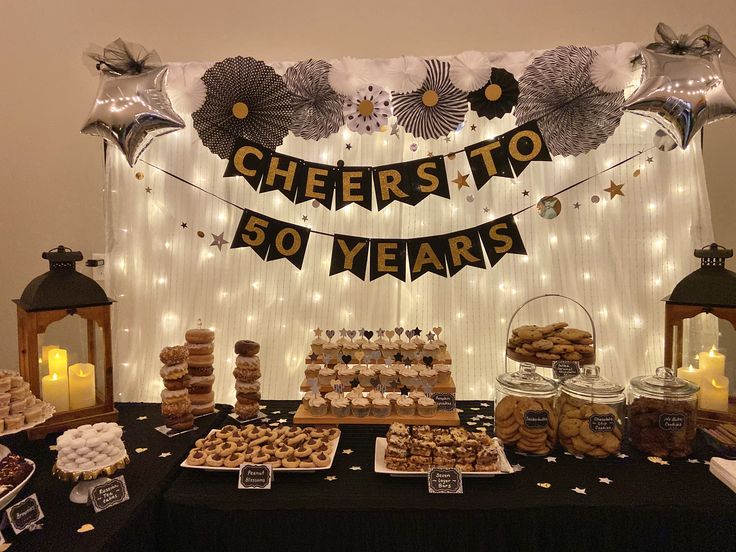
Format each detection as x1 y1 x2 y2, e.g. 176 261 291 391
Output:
374 437 515 477
0 402 55 438
180 429 341 473
0 444 36 510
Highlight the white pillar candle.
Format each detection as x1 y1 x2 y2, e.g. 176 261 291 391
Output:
48 348 68 379
68 363 96 410
677 364 702 388
41 372 69 412
698 347 726 379
700 375 729 412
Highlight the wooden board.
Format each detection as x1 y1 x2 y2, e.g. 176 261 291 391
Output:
304 357 452 366
293 404 460 426
300 376 456 394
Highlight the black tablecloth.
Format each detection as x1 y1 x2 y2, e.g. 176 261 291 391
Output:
161 400 736 552
2 403 227 552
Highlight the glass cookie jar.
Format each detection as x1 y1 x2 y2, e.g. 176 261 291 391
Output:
627 367 699 458
557 365 625 458
495 363 559 456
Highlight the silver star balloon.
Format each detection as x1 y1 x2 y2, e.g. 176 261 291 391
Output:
81 66 185 166
623 25 736 149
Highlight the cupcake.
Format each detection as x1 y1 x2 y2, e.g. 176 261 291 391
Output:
304 364 320 380
422 341 441 361
330 397 350 417
436 365 452 384
342 340 360 360
400 340 418 361
419 368 438 388
308 396 328 416
386 392 402 412
399 367 419 389
310 335 327 356
302 391 318 406
408 389 426 402
358 366 377 387
410 331 425 346
318 367 335 386
346 385 365 402
361 341 380 363
324 390 342 405
372 397 391 417
367 389 384 403
337 365 357 386
395 396 416 416
417 396 438 417
381 340 400 362
351 397 370 417
322 341 340 364
379 366 397 387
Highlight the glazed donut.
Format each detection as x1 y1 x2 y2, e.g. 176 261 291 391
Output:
159 345 189 365
224 452 246 468
160 362 188 381
233 364 261 383
185 328 215 344
187 354 215 368
188 365 214 377
189 390 215 405
186 342 214 356
234 340 260 356
189 374 216 391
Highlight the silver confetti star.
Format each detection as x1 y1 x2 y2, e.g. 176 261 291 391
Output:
277 418 287 424
136 416 148 421
210 232 229 251
545 456 557 463
159 452 172 458
572 487 587 495
687 458 700 464
598 477 613 484
479 402 490 408
511 464 524 472
349 466 361 471
617 453 629 459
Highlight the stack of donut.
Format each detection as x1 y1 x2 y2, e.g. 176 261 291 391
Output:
232 340 261 420
185 328 216 416
160 345 194 431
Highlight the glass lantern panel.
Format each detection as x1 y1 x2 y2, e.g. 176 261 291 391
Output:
38 313 105 409
681 313 720 367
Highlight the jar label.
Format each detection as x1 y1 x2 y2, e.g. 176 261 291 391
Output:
589 414 616 433
523 410 549 428
658 413 686 431
552 360 580 379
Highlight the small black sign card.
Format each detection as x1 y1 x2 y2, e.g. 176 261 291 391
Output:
428 467 463 494
90 476 130 513
589 414 616 433
523 409 549 429
238 463 273 490
431 392 456 411
552 360 580 379
659 412 686 432
6 493 44 535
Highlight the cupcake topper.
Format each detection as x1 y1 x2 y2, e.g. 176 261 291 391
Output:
385 329 395 340
403 358 413 367
377 328 385 338
325 329 335 342
393 352 404 362
341 354 352 364
333 381 344 394
313 327 323 338
395 327 404 340
308 378 319 394
423 356 434 367
339 328 348 338
197 318 203 329
412 327 422 337
308 352 319 363
426 331 436 341
377 383 387 395
347 329 357 341
358 328 366 338
432 326 442 336
354 350 365 362
421 383 432 395
363 330 374 341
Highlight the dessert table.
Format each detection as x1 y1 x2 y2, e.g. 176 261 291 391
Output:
2 401 735 551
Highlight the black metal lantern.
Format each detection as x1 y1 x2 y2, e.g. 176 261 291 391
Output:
15 246 117 438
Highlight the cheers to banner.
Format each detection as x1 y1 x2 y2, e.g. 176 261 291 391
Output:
231 210 526 281
224 121 551 212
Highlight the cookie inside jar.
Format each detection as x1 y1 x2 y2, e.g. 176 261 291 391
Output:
557 365 625 458
495 363 558 456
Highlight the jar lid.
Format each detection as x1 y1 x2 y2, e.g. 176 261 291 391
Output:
629 366 699 398
496 362 558 396
561 365 624 398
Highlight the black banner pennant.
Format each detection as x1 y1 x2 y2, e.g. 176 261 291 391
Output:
505 120 552 177
259 153 302 202
464 137 513 189
330 234 369 279
230 209 273 260
295 161 336 209
477 213 527 267
335 166 372 211
264 219 311 269
401 156 450 206
223 138 271 191
442 228 486 276
369 239 407 281
407 236 448 280
372 164 413 211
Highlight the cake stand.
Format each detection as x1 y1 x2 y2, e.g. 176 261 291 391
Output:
52 453 130 504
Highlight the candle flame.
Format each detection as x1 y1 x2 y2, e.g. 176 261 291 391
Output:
709 346 717 357
688 364 695 371
51 373 58 381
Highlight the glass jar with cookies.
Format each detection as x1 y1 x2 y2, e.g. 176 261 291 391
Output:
627 367 699 458
495 363 558 456
557 365 625 458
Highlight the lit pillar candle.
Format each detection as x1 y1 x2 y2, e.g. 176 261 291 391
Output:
41 372 69 412
700 375 729 412
40 345 59 368
698 347 726 379
677 364 702 388
68 363 96 410
48 348 68 378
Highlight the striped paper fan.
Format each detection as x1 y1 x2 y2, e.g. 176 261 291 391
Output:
284 59 344 141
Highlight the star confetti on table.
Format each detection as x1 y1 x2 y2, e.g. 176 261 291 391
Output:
269 422 279 427
342 449 354 455
646 156 653 163
545 456 557 463
349 466 362 471
617 453 629 459
145 186 152 193
537 482 551 489
511 464 525 472
573 202 581 209
604 180 625 199
210 232 229 251
572 487 587 495
345 143 352 150
390 123 400 138
452 171 470 189
522 190 530 197
325 475 337 481
470 124 477 131
466 421 477 426
49 445 58 451
687 458 700 464
480 402 490 407
647 456 669 465
77 523 95 533
301 215 309 222
705 460 711 465
598 477 613 485
470 407 480 411
277 418 288 424
135 448 148 454
180 222 188 229
159 452 172 458
288 410 296 415
136 416 148 421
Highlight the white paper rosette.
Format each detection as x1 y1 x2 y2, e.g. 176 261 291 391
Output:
328 57 376 96
449 51 492 92
382 56 427 93
590 43 641 93
165 63 208 115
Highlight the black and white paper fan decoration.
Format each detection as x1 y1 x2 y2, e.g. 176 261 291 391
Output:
284 59 344 140
515 46 625 157
343 84 391 135
468 68 519 120
392 59 467 140
192 56 293 157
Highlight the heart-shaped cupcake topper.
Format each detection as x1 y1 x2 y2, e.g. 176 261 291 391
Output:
432 326 442 336
385 330 395 340
354 350 365 362
423 356 434 367
326 329 335 341
426 331 436 341
341 354 352 364
395 327 404 339
363 330 374 341
347 329 357 340
313 327 323 337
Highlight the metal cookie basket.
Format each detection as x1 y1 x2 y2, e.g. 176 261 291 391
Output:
504 293 597 369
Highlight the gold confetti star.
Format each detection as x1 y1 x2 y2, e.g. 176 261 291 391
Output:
135 447 148 454
572 487 587 495
604 180 625 199
342 449 354 455
49 445 58 451
452 171 470 189
77 523 95 533
537 482 551 489
325 475 337 481
137 416 148 421
598 477 613 484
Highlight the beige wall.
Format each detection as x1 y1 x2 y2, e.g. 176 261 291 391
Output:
0 0 734 369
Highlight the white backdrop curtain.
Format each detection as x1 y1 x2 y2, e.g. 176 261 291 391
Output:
104 46 714 403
